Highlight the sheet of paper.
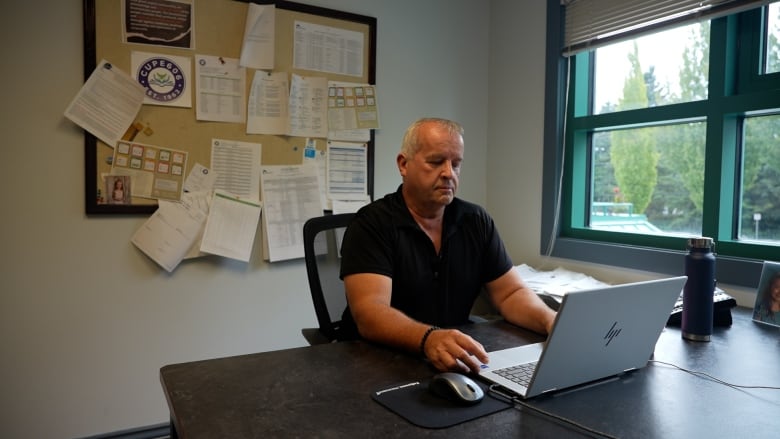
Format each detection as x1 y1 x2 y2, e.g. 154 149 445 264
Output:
181 164 216 259
515 264 609 298
293 20 364 77
131 194 208 272
200 190 263 262
195 55 246 123
112 140 188 201
239 3 275 70
288 74 328 138
131 50 193 108
64 59 145 148
327 141 367 200
328 128 371 143
247 71 289 135
210 138 262 202
329 198 369 255
181 190 212 259
183 162 217 193
302 141 328 211
327 82 380 131
332 198 370 214
260 164 323 262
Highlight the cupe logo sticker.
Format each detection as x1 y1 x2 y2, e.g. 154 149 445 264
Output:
137 57 186 102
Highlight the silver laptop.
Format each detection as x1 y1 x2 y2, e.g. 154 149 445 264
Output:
478 276 687 399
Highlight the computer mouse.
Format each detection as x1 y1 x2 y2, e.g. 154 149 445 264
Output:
429 372 484 405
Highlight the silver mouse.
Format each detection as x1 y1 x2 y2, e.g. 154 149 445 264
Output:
429 372 485 405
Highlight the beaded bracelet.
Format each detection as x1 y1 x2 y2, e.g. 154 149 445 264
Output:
419 325 440 357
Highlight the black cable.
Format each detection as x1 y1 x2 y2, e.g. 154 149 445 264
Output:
485 360 779 438
487 384 619 439
649 360 780 391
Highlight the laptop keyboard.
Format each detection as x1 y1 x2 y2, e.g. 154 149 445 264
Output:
493 361 538 387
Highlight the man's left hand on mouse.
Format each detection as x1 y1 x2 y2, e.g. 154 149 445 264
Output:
423 328 489 373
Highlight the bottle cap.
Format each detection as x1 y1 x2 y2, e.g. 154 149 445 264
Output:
687 237 713 249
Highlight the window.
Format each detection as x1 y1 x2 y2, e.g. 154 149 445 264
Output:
740 114 780 243
543 1 780 287
766 2 780 73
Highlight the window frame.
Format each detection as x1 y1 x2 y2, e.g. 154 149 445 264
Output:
542 1 780 288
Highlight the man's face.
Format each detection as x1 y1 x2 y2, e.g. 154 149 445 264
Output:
399 124 464 209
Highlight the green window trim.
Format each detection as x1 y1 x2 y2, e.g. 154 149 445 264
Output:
542 0 779 288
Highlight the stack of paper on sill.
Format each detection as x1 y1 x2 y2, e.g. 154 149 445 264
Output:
515 264 610 305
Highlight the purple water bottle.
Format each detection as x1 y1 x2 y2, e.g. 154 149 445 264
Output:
682 237 716 341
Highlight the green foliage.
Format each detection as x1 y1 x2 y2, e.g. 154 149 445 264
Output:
741 115 780 239
609 42 658 214
678 25 709 102
611 128 658 214
592 14 779 239
768 5 780 73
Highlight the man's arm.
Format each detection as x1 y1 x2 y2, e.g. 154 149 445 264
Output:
344 272 488 373
485 267 557 335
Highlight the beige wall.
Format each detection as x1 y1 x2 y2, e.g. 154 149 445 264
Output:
0 1 756 438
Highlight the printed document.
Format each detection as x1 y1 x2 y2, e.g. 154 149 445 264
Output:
247 71 289 135
327 141 367 200
182 163 217 259
302 141 328 210
64 59 145 148
195 55 246 123
293 20 364 77
239 3 275 70
183 162 217 194
210 138 262 202
200 190 263 262
260 164 322 262
131 192 209 272
288 74 328 138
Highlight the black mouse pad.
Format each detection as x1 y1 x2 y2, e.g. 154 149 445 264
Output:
371 378 512 429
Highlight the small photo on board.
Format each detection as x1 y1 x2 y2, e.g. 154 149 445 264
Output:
105 175 131 205
752 261 780 327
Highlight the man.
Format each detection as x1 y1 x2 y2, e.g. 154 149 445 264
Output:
339 117 556 374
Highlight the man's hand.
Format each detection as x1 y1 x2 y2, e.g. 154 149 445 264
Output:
423 328 489 374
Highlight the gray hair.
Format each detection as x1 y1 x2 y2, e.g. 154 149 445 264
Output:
400 118 464 158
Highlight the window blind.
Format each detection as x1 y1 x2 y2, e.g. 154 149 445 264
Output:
562 0 775 56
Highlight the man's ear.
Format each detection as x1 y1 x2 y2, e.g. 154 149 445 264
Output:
397 153 407 176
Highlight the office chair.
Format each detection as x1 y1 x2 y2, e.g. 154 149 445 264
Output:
301 213 356 345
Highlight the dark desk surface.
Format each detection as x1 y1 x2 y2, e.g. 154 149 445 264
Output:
161 308 780 438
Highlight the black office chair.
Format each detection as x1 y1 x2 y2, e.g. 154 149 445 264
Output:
301 213 356 345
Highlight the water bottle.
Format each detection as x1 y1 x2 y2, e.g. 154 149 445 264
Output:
682 237 716 341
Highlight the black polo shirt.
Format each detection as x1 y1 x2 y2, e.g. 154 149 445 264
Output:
338 185 513 339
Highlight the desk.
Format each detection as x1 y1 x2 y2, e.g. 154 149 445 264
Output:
161 308 780 438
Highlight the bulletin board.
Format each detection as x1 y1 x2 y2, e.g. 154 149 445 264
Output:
82 0 376 214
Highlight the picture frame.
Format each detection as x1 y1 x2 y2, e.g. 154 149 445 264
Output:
104 175 132 205
752 260 780 327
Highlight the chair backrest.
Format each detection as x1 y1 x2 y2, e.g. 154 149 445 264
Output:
303 213 356 342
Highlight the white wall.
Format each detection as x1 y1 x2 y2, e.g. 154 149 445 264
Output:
0 1 490 438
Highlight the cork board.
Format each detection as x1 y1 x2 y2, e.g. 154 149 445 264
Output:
82 0 376 214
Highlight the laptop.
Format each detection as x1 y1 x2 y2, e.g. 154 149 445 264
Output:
478 276 687 399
